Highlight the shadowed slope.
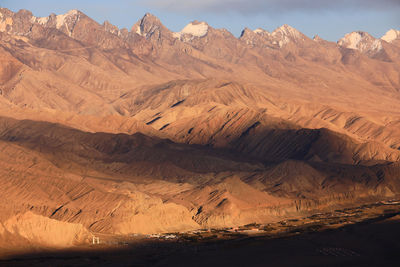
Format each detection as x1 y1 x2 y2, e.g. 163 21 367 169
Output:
0 116 399 234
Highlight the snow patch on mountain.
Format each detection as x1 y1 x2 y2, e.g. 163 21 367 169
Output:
173 22 208 41
30 15 49 25
271 25 304 47
371 40 383 51
339 32 362 49
0 16 12 33
338 31 382 53
240 25 305 48
381 29 400 43
272 25 301 39
37 17 49 25
56 9 79 29
135 25 142 36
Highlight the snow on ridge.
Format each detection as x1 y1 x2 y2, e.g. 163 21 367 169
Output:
272 24 300 39
242 25 303 48
371 39 383 51
270 25 303 47
56 9 79 29
135 25 142 36
173 22 208 40
172 32 181 39
181 22 208 37
26 10 79 28
338 32 363 50
37 16 49 25
338 31 382 53
30 15 49 25
381 29 400 43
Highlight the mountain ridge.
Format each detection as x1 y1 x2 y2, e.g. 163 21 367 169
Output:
1 8 398 44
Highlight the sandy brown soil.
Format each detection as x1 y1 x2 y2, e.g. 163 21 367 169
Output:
0 7 399 257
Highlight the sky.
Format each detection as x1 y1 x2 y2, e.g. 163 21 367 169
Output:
1 0 399 41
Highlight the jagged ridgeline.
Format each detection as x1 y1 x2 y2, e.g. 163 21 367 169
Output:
0 7 400 251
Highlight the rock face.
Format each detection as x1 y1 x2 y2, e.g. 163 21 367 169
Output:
338 31 383 58
132 13 175 46
0 7 400 251
240 24 309 50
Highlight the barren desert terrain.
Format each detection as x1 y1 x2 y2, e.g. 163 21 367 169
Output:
0 7 399 265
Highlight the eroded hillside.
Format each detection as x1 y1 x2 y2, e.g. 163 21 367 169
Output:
0 8 399 251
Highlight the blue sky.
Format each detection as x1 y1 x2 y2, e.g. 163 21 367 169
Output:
1 0 399 41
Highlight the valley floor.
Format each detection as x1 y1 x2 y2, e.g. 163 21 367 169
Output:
1 201 400 267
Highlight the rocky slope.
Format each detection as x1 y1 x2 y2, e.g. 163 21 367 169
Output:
0 7 399 251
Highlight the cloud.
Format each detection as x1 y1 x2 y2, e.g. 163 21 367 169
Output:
144 0 400 14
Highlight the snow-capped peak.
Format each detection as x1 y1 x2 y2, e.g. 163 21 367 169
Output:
173 21 209 41
181 21 208 37
338 31 363 49
133 13 165 38
55 9 79 29
240 25 306 48
268 24 303 47
338 31 382 53
29 9 80 36
272 24 301 39
381 29 400 43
